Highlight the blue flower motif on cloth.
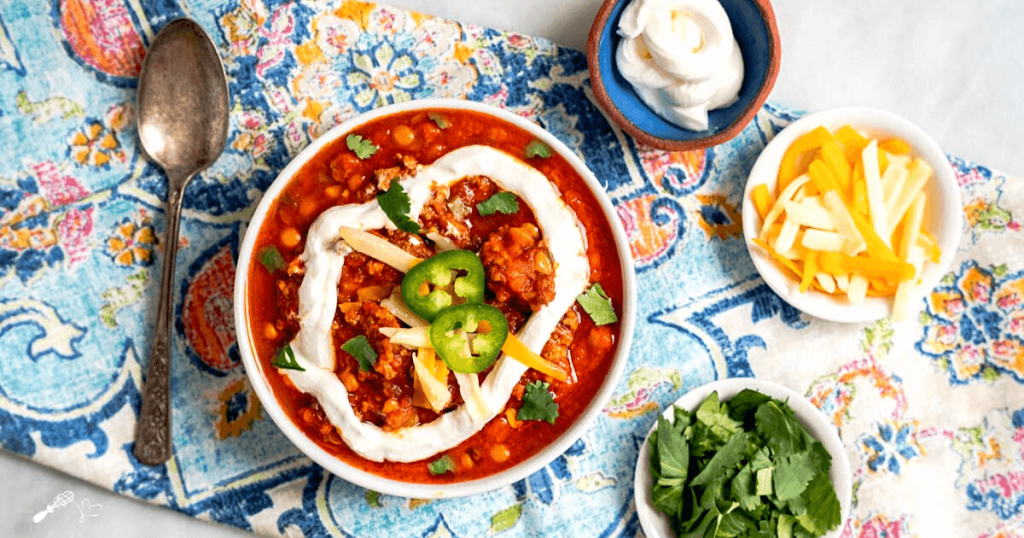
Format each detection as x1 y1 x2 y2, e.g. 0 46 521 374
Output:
917 261 1024 385
512 438 586 505
347 38 423 111
861 421 922 475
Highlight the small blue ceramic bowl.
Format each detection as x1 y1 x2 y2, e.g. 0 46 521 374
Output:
587 0 781 151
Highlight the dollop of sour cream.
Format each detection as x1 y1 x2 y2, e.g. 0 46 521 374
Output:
616 0 744 131
283 145 590 463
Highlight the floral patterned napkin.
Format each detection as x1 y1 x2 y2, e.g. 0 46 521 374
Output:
0 0 1022 536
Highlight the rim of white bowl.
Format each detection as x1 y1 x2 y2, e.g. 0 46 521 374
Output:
741 107 962 323
233 98 637 498
634 378 853 538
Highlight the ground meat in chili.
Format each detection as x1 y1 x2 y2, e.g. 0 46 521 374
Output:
541 306 581 374
419 176 500 250
479 223 556 311
342 301 410 382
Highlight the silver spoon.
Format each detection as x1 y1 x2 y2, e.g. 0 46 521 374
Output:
134 18 230 466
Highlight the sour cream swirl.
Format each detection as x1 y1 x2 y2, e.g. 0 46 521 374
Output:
616 0 744 131
282 145 590 463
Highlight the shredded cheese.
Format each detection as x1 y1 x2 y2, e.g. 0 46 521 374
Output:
338 227 422 273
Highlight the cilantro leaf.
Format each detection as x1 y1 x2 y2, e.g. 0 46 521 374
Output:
428 112 450 129
656 415 689 481
476 192 520 216
652 481 685 517
523 139 552 158
719 508 755 536
341 335 377 372
271 343 304 371
518 380 559 424
258 245 287 273
365 490 380 508
750 447 773 471
346 134 377 159
695 391 743 441
377 181 421 234
727 389 773 427
576 283 618 326
755 400 807 455
690 431 749 486
795 473 841 534
773 452 818 501
731 464 760 511
427 454 456 475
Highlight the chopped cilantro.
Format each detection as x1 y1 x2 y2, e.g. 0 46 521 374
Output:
476 192 520 216
346 134 378 159
523 139 552 159
341 335 377 372
648 391 842 537
271 343 304 371
376 182 421 234
517 380 559 424
576 283 618 326
428 454 456 475
257 244 286 273
428 112 450 129
365 490 380 508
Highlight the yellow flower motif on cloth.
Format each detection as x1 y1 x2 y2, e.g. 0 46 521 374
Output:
106 215 157 267
917 261 1024 385
694 194 742 240
68 104 130 168
70 121 118 166
215 378 263 439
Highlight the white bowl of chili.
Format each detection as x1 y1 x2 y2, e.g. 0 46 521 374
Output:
234 99 636 498
742 107 962 323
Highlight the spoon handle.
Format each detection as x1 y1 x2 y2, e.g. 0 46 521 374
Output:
134 176 189 466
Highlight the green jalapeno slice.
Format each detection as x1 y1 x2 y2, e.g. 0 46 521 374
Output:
429 304 509 374
401 249 485 322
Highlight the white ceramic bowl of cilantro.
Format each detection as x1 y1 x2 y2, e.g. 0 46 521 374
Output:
634 377 852 538
741 107 962 323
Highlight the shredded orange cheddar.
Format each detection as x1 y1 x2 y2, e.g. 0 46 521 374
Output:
750 183 773 221
779 126 835 192
879 138 912 155
800 251 819 293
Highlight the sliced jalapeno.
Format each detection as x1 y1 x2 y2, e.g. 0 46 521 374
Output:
401 249 485 322
429 304 509 374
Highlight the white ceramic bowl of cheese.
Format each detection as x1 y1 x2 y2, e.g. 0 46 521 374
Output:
741 107 962 323
233 99 637 498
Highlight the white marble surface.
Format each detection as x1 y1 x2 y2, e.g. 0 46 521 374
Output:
4 0 1022 536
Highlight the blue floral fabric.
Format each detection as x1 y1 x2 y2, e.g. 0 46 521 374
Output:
1 1 1023 537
